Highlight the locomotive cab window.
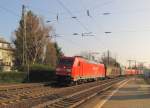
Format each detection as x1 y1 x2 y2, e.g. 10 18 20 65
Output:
59 58 74 67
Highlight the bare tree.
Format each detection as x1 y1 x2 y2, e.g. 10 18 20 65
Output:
101 51 120 67
13 10 52 67
44 42 57 68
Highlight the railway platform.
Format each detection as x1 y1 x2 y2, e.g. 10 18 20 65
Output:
77 77 150 108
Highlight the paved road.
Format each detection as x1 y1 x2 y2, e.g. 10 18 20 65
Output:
77 77 150 108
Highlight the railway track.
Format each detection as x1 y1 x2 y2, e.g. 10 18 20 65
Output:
33 78 126 108
0 86 56 106
0 77 125 108
0 83 45 91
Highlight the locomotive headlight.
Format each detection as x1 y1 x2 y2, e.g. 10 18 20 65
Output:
66 69 71 72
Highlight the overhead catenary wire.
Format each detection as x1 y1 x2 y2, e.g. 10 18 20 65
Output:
0 4 19 17
80 0 106 49
1 0 148 24
89 0 115 11
55 0 101 51
35 3 93 52
1 2 148 36
1 1 150 54
25 0 150 24
56 0 90 32
57 36 88 49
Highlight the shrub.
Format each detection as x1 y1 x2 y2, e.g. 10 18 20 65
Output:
26 64 56 82
0 72 26 83
0 64 56 83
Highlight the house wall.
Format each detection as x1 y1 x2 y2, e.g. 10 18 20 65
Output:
0 39 14 72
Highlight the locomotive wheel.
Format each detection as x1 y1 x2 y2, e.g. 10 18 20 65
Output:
75 81 78 85
70 81 75 86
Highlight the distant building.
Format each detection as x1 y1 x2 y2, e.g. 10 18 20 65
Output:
0 37 14 72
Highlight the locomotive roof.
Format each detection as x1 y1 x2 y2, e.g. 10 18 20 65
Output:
61 56 102 65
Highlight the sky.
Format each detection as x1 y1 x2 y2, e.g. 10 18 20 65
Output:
0 0 150 66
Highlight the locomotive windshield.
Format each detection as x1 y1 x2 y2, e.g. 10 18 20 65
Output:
58 58 74 67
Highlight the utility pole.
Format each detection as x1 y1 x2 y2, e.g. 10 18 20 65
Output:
22 5 27 65
22 5 25 66
135 60 137 69
128 60 133 69
128 59 137 69
114 54 117 66
138 61 146 74
107 50 110 65
22 4 29 82
134 60 137 74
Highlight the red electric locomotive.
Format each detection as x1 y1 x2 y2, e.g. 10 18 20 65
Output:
56 56 106 84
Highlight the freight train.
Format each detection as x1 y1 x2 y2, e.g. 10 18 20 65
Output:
125 69 143 75
56 56 121 84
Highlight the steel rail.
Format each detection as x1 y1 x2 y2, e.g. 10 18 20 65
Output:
33 78 125 108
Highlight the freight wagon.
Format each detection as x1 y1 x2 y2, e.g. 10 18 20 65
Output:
105 65 121 78
125 69 143 75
